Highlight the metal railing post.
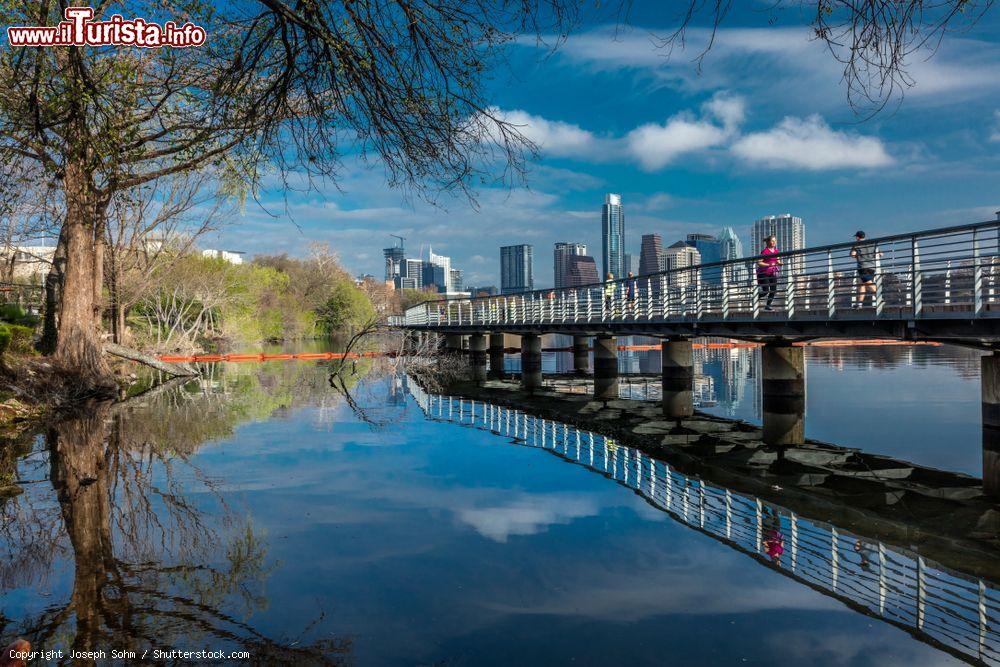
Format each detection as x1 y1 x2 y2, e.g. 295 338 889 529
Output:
912 237 922 317
827 250 836 318
721 266 730 319
945 260 953 305
874 246 884 316
974 228 983 315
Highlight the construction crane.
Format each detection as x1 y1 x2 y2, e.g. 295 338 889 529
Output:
390 234 405 249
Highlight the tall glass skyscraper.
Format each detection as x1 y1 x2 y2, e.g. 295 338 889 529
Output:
751 214 805 275
500 244 534 294
719 226 748 285
686 233 723 284
601 193 625 280
553 242 587 288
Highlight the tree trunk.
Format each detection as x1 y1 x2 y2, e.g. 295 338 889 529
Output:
54 160 111 383
39 226 68 354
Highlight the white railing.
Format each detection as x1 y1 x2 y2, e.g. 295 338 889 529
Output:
408 384 1000 667
400 219 1000 328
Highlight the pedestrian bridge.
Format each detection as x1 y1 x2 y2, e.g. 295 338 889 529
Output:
397 219 1000 344
391 219 1000 497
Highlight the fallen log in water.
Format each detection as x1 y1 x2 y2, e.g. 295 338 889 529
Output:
103 343 198 377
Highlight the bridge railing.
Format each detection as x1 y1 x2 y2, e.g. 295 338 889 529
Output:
402 219 1000 327
408 383 1000 666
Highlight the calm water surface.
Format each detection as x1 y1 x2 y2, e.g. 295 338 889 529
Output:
0 342 993 665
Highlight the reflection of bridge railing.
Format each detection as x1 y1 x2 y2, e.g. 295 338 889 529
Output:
408 382 1000 666
402 220 1000 331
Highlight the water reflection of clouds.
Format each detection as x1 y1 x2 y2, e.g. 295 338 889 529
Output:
457 494 601 542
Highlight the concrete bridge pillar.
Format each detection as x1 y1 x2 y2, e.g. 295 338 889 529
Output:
573 336 590 375
661 337 694 418
469 333 488 384
761 342 806 446
593 335 619 401
445 334 465 355
488 333 506 380
520 334 542 392
982 352 1000 497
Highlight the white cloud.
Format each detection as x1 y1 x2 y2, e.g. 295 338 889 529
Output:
486 107 599 157
457 495 600 542
731 115 893 170
704 92 746 129
991 110 1000 142
626 117 728 170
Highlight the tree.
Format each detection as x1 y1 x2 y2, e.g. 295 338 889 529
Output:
0 0 582 387
649 1 994 113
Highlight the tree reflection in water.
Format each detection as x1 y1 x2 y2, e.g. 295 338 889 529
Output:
0 364 353 665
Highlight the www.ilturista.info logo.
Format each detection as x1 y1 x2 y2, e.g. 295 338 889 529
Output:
8 7 206 47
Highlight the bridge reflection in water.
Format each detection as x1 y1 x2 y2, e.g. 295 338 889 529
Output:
408 382 999 666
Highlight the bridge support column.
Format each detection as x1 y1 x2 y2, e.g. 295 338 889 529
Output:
661 338 694 418
469 333 488 384
445 334 465 355
761 342 806 446
488 333 506 380
573 336 590 375
520 334 542 392
982 352 1000 497
593 335 618 401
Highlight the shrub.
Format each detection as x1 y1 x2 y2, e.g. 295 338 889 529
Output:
0 324 10 355
7 325 35 355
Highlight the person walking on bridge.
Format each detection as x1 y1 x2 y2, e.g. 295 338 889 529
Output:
851 230 882 309
604 272 616 317
756 235 781 311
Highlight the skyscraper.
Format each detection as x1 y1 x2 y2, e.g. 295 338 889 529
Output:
751 214 805 275
450 268 463 293
425 247 452 293
638 233 665 276
500 244 534 294
686 233 723 283
719 227 748 285
565 255 599 287
401 258 424 290
553 242 587 288
601 193 625 280
383 245 404 283
624 252 639 276
663 241 701 287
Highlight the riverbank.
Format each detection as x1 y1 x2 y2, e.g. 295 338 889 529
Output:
434 374 1000 579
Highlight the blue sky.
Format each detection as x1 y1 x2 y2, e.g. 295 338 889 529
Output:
208 2 1000 289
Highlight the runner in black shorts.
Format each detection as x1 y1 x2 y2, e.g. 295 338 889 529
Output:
850 230 882 308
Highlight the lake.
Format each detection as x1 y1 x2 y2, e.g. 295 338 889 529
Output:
0 341 995 665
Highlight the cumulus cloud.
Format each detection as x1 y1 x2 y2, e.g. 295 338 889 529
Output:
458 496 600 542
485 107 598 157
730 115 893 170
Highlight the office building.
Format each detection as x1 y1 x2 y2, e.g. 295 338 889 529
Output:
686 233 723 283
501 244 534 294
663 241 701 287
554 242 587 288
638 234 665 276
565 255 599 287
719 227 748 285
202 249 245 265
751 214 805 275
449 269 463 293
601 193 625 280
383 245 405 282
402 259 424 290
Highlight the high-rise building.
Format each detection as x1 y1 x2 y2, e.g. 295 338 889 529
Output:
565 255 599 287
383 245 405 283
663 241 701 287
426 247 452 293
686 233 723 283
403 259 424 290
719 227 748 285
638 233 665 276
500 244 534 294
554 242 587 288
450 268 463 293
751 214 805 275
601 193 625 280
